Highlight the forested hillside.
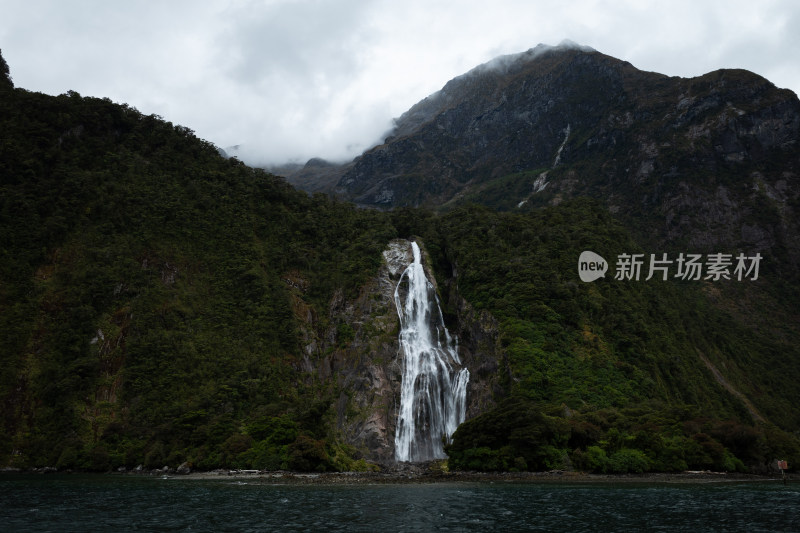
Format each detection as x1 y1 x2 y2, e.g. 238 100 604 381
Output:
1 50 798 473
432 204 800 472
0 74 396 471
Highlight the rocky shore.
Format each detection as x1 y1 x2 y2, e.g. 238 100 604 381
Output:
4 462 794 485
177 470 794 485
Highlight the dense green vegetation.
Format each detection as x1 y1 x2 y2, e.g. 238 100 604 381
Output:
446 396 800 474
1 52 798 473
434 203 800 472
435 203 799 419
0 83 393 472
0 49 11 89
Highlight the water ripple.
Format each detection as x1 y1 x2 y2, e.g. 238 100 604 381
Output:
1 476 798 532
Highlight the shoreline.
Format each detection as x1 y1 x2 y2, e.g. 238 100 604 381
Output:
175 469 795 485
3 466 794 485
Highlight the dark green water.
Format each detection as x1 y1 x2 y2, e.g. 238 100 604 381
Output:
1 475 798 532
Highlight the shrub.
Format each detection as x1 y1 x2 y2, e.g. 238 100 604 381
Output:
56 447 79 470
221 433 254 467
287 434 331 472
608 448 650 474
144 441 166 469
584 445 610 473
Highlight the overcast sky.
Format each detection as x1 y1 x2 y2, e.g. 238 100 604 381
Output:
2 0 798 166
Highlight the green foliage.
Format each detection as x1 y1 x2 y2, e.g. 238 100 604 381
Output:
445 397 570 471
55 446 79 470
245 415 298 443
432 201 798 422
430 200 799 472
607 448 650 474
1 72 798 475
287 434 332 472
0 86 396 470
578 446 610 473
0 50 11 89
336 322 355 347
448 396 781 473
144 442 167 470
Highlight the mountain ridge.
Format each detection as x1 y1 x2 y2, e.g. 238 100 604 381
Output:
285 44 799 280
2 47 799 474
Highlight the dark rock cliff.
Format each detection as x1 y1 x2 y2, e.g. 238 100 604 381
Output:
336 44 635 205
289 239 503 464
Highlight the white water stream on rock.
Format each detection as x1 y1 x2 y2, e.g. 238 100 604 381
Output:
394 241 469 462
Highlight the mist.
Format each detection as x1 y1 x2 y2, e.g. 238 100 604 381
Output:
2 1 798 168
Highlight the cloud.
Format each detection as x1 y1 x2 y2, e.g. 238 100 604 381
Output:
219 0 373 86
1 0 798 166
206 0 390 164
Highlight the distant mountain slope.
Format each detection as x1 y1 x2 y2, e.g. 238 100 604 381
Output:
287 44 800 278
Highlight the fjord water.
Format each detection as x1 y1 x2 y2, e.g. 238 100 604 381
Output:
2 475 798 532
394 241 469 462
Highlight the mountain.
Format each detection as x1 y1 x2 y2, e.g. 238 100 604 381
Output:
2 48 799 474
290 43 800 275
0 53 401 471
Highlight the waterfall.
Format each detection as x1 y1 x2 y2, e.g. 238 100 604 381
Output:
394 241 469 462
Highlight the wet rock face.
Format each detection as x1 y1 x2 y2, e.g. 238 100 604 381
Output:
326 240 411 464
305 239 502 464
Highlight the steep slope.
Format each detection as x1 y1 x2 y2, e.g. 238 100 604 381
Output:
0 58 502 471
327 43 799 277
2 49 798 473
336 43 626 205
0 72 400 471
431 202 800 473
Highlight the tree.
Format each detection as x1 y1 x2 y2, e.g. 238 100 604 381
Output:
0 48 12 89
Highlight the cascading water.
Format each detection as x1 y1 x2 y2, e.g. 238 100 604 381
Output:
394 241 469 462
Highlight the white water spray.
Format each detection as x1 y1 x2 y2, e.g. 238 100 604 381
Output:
394 241 469 462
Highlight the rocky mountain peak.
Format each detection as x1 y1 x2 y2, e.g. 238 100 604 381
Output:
389 41 598 140
332 45 655 205
400 44 613 134
288 44 799 275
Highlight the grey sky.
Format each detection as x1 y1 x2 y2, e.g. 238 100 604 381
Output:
2 0 798 166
